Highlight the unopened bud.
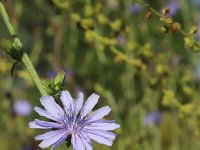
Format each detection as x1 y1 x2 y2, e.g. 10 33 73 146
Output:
189 25 198 35
54 70 66 87
162 8 170 15
161 25 169 33
42 70 66 97
166 17 173 24
1 39 23 61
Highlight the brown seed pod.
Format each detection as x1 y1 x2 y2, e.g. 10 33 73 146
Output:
171 22 181 33
145 10 152 19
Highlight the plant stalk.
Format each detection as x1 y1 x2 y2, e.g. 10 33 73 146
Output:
0 1 47 96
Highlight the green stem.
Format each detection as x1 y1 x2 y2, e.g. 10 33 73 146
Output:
135 0 162 17
135 0 195 39
0 2 15 35
0 1 47 96
22 54 47 96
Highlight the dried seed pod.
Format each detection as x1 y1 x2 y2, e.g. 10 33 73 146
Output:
171 22 181 33
145 10 152 19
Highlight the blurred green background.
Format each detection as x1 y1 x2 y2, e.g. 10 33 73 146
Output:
1 0 200 150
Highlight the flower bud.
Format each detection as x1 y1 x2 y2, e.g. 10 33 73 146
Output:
54 70 65 87
166 17 173 24
1 39 23 61
184 37 200 52
189 25 198 35
162 8 170 15
161 25 169 33
42 70 66 97
184 37 193 48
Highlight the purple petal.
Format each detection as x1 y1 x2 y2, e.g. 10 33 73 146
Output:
40 96 64 118
34 106 60 122
71 134 76 150
88 129 116 140
87 106 111 122
71 133 85 150
85 120 120 130
60 91 73 112
39 131 67 148
51 131 69 150
87 130 116 146
74 92 84 114
29 121 50 129
35 129 66 140
81 93 99 118
79 131 93 150
34 119 63 129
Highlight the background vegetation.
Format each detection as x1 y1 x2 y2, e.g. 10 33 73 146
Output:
1 0 200 150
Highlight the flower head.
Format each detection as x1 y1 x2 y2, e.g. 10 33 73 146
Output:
129 4 143 14
144 111 162 126
29 91 120 150
13 100 32 116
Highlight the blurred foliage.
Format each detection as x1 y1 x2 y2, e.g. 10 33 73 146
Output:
1 0 200 150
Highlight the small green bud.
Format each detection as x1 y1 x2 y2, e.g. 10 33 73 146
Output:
161 25 169 33
156 64 166 75
189 25 198 35
162 7 170 15
85 30 96 42
52 0 69 9
110 19 122 31
84 5 94 17
54 70 66 86
13 38 23 51
1 40 15 54
166 18 173 24
162 90 180 107
70 13 81 22
179 103 194 115
184 37 193 48
42 70 66 97
97 14 108 25
80 18 94 29
184 37 200 52
1 39 23 61
42 79 54 95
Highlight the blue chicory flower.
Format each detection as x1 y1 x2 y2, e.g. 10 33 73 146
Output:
29 91 120 150
144 111 162 126
13 100 32 116
129 4 143 14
